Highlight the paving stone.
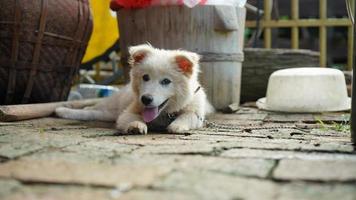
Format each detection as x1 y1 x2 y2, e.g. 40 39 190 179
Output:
81 129 118 138
0 128 39 143
264 114 315 122
0 158 172 187
191 124 351 144
187 129 246 137
105 134 206 146
26 140 139 164
153 170 277 200
0 127 84 144
1 118 116 139
0 128 14 137
20 117 113 129
308 128 351 138
0 113 355 198
263 128 351 139
274 159 356 181
118 189 199 200
115 154 275 178
181 133 354 153
113 154 180 166
0 180 22 198
41 126 118 138
221 148 356 161
133 143 217 155
175 155 276 178
315 113 350 123
186 129 351 144
21 117 83 127
234 107 264 114
203 119 264 126
154 169 356 200
0 142 44 159
276 182 356 200
65 140 137 154
182 132 282 142
217 137 355 153
264 113 350 123
211 113 268 121
0 132 86 159
3 185 117 200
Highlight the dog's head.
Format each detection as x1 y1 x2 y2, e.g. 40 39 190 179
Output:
128 44 201 123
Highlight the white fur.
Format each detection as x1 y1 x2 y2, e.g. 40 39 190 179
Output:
55 44 214 134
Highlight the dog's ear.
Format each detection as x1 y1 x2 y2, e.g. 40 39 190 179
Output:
175 52 200 76
128 44 152 66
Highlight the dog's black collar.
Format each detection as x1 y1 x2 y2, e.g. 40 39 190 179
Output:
165 86 203 124
166 111 204 125
167 112 179 122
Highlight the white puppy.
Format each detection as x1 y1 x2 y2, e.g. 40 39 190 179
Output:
56 44 214 134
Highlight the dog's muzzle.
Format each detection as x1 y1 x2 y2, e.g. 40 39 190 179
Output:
142 98 169 123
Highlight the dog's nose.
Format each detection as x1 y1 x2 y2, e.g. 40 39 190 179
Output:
141 95 153 106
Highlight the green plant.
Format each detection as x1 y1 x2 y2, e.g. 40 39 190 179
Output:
315 115 350 133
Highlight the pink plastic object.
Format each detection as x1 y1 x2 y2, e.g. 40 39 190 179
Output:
110 0 208 10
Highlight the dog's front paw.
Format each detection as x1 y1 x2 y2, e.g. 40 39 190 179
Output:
126 121 148 135
167 122 190 133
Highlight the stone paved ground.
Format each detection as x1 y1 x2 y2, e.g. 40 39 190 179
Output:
0 107 355 200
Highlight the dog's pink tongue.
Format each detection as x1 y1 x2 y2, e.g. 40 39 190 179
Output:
142 107 159 123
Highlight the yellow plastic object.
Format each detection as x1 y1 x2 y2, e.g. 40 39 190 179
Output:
82 0 119 63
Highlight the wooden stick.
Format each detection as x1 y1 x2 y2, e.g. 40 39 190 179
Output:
319 0 327 67
0 98 101 122
263 0 272 49
291 0 299 49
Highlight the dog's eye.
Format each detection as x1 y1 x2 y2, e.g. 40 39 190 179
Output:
142 74 150 81
160 78 171 85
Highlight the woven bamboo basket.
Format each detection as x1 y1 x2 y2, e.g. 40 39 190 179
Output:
0 0 92 105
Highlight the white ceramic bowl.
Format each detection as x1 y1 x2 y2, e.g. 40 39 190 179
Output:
256 67 351 113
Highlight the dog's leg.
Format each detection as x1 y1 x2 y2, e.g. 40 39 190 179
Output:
116 112 147 134
55 107 116 121
167 112 204 133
